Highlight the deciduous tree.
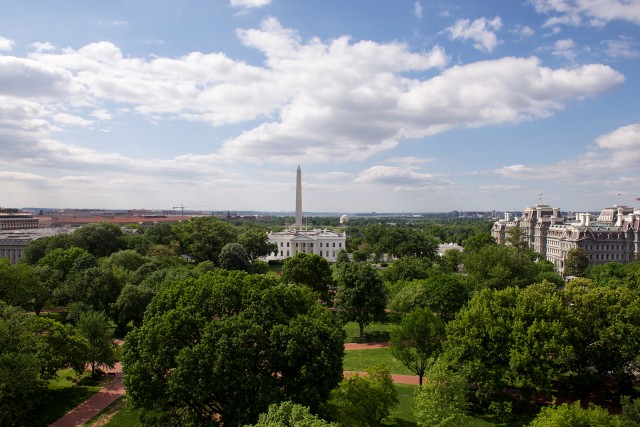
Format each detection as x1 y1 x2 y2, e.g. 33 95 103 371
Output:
281 253 334 304
336 262 386 339
122 270 345 426
390 307 445 386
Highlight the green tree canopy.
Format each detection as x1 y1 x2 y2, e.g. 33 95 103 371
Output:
564 247 590 277
390 307 446 386
175 217 238 263
122 270 345 426
329 364 398 427
249 401 336 427
76 310 116 376
462 244 538 291
414 361 469 427
528 401 621 427
281 253 335 305
218 242 250 271
336 262 386 339
238 227 278 261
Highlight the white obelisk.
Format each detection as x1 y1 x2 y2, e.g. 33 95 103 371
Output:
295 165 302 227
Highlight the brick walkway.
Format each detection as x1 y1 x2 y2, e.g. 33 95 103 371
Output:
344 341 420 385
49 362 125 427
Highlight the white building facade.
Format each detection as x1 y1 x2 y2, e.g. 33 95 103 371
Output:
266 229 347 263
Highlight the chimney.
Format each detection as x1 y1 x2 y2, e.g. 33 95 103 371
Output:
585 213 591 227
505 212 511 221
579 213 585 226
552 207 559 217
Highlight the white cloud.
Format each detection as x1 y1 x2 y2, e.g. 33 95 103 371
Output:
0 36 15 51
230 0 271 9
31 42 56 53
513 25 535 37
530 0 640 27
552 38 578 59
447 16 502 53
603 37 639 58
495 123 640 180
386 156 435 166
0 171 47 181
355 165 451 190
414 1 424 19
0 19 626 172
53 113 94 127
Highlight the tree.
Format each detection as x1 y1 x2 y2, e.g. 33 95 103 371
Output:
505 226 528 252
390 307 445 386
336 262 387 339
143 222 179 246
329 364 397 427
461 232 495 253
336 249 350 267
414 361 469 427
0 302 44 425
250 401 336 427
382 256 431 286
564 247 590 277
528 401 621 427
219 242 250 271
76 310 116 376
103 249 149 271
443 283 573 401
73 221 125 257
63 265 123 312
175 217 238 263
37 247 96 279
463 244 538 291
113 283 156 328
281 253 335 305
238 227 278 261
122 270 345 426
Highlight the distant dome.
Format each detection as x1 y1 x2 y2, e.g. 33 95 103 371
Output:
340 214 349 224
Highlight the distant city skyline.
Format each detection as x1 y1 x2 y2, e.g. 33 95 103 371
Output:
1 1 639 212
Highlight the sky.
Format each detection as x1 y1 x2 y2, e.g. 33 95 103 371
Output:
1 0 639 214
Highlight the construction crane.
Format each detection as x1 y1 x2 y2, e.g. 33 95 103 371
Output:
172 205 206 215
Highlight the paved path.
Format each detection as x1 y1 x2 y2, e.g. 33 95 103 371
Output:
49 362 125 427
344 341 420 385
344 341 389 350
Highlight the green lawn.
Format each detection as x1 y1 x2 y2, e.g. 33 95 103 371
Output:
28 369 106 427
343 348 414 376
384 383 418 426
102 399 143 427
343 320 396 343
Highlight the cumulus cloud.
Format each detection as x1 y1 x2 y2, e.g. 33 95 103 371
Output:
447 16 502 53
0 36 15 51
0 18 626 171
552 38 578 59
495 123 640 180
230 0 271 9
530 0 640 27
386 156 435 166
355 165 451 191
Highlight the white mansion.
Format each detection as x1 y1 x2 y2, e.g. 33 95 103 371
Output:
492 204 640 274
266 228 347 263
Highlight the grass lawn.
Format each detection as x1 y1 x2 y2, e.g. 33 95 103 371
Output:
343 320 396 343
28 369 107 427
343 348 414 376
384 383 418 426
100 398 143 427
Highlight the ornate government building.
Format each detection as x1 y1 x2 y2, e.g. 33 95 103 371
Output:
492 204 640 274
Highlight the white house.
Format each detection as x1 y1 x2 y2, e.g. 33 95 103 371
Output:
266 228 347 263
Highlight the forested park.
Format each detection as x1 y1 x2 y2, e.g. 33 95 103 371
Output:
1 216 640 426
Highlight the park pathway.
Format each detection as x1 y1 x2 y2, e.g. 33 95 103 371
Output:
49 362 124 427
344 341 420 385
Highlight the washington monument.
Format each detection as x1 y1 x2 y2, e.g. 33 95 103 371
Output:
295 165 302 227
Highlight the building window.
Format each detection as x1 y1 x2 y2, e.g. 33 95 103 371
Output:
280 242 283 247
332 251 336 257
280 251 283 256
287 251 290 256
287 242 290 247
319 251 322 256
339 243 342 247
333 243 336 247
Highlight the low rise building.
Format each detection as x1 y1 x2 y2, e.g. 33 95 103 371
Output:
492 204 640 274
266 228 347 263
0 209 43 231
0 228 75 264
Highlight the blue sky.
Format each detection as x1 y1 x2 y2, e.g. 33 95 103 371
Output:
1 0 639 213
